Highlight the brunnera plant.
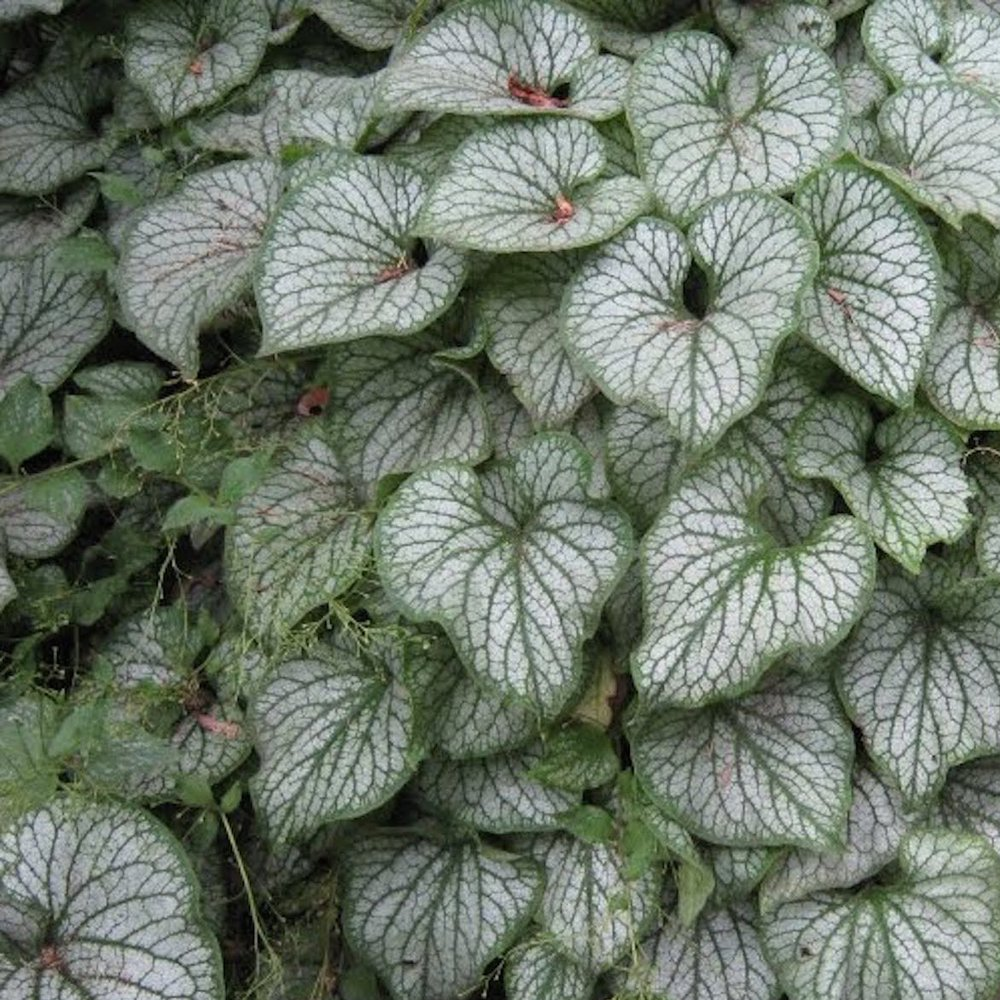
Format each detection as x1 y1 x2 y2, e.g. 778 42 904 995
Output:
2 0 1000 998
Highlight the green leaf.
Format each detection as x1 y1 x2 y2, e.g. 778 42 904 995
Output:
0 798 223 999
124 0 269 123
627 32 845 222
0 378 52 468
0 181 98 260
321 336 491 488
250 644 420 845
376 434 633 717
870 82 1000 228
863 0 1000 96
379 0 626 120
476 253 594 427
838 560 1000 803
562 193 817 447
760 765 912 912
0 73 116 196
0 470 88 558
922 220 1000 428
53 229 116 274
342 834 541 1000
558 802 616 843
633 452 875 707
224 429 372 635
795 164 940 404
939 755 1000 855
762 829 1000 1000
415 744 579 833
505 938 593 1000
527 722 618 792
520 832 661 973
789 397 972 573
0 249 111 399
414 117 651 252
256 156 467 355
312 0 432 50
118 159 282 378
627 902 779 1000
631 673 854 849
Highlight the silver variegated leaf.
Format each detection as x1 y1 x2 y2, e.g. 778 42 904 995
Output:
707 845 777 904
311 0 433 50
504 938 593 1000
118 159 282 377
250 646 420 845
796 164 940 404
0 181 98 260
939 755 1000 854
342 835 541 1000
0 798 223 999
323 336 491 488
634 452 875 707
627 32 845 222
789 397 972 573
863 0 1000 96
0 470 88 558
414 117 650 252
627 902 779 1000
838 559 1000 803
376 434 632 718
124 0 269 123
0 72 116 196
763 829 1000 1000
872 81 1000 227
631 673 854 849
562 194 817 448
521 832 661 973
476 253 593 427
224 429 372 635
0 249 110 400
257 156 467 354
760 765 912 911
379 0 625 120
415 744 578 834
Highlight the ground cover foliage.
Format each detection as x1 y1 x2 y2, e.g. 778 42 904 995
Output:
2 0 1000 998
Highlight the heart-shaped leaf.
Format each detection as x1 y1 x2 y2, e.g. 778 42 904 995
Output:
795 164 940 405
0 249 111 400
257 156 467 354
633 452 875 707
414 117 651 252
321 336 491 488
415 744 578 833
342 834 542 1000
938 755 1000 855
562 194 817 448
376 434 632 717
312 0 433 50
250 643 421 845
871 82 1000 227
0 798 223 999
863 0 1000 97
224 428 372 635
379 0 626 120
762 829 1000 1000
0 470 88 559
923 221 1000 428
627 902 779 1000
0 73 116 196
476 253 594 427
505 938 593 1000
627 32 845 222
519 832 661 973
124 0 269 123
118 160 282 378
631 673 854 849
838 559 1000 803
789 397 972 573
759 764 912 911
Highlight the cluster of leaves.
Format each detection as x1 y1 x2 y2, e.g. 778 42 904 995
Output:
3 0 1000 998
